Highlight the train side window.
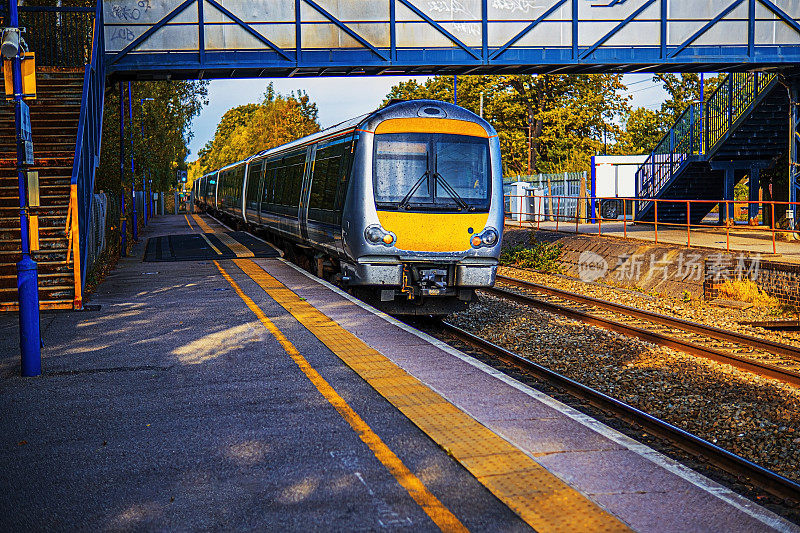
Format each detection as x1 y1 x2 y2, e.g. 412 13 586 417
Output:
262 161 277 205
310 156 329 209
323 147 341 210
274 163 288 206
334 134 358 216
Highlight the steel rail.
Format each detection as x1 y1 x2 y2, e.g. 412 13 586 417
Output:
483 283 800 387
496 274 800 362
441 322 800 504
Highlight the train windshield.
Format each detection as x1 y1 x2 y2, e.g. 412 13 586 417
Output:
373 133 490 212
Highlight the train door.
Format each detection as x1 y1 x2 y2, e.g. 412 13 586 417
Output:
241 161 251 224
299 145 316 242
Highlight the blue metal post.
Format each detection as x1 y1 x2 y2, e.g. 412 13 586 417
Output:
453 75 457 105
748 167 760 222
128 82 137 241
10 1 41 376
720 167 735 225
790 79 800 230
119 82 126 256
139 98 154 225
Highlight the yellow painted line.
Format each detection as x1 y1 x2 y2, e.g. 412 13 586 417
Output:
192 214 214 233
214 232 255 258
184 214 195 231
200 234 223 256
213 260 466 532
234 258 630 533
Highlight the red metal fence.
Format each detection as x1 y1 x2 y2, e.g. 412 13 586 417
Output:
505 194 800 254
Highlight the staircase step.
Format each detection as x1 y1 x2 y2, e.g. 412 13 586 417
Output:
0 67 82 312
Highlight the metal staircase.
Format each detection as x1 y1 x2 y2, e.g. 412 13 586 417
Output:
0 71 83 310
636 72 787 223
0 3 105 311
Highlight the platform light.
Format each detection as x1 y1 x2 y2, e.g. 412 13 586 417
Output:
1 28 20 59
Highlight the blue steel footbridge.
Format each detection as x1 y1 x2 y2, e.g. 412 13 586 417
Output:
103 0 800 79
3 0 800 312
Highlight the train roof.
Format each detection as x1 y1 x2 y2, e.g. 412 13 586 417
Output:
201 100 496 173
247 99 496 162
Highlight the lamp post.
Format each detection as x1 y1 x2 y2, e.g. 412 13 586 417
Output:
4 2 41 376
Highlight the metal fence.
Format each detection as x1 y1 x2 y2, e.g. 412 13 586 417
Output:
84 192 107 273
18 6 94 67
504 172 588 221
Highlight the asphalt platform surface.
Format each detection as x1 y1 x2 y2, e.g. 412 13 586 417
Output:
0 215 528 531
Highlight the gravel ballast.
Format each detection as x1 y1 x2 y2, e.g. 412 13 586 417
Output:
449 292 800 484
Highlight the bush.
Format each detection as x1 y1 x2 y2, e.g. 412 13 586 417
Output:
500 242 563 272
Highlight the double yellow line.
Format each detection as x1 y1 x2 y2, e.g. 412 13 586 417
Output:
214 259 467 532
186 214 255 258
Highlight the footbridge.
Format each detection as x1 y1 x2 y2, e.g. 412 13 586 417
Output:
104 0 800 79
3 0 800 313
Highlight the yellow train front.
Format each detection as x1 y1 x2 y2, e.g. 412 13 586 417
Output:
196 99 504 316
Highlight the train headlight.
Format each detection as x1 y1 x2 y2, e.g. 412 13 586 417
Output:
365 225 396 246
471 228 498 248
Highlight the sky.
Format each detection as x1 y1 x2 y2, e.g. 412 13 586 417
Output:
187 74 669 160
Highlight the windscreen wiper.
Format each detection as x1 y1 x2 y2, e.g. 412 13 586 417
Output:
397 170 430 210
433 172 472 211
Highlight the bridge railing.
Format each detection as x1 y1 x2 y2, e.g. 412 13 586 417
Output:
636 71 777 212
18 5 94 67
705 72 776 153
636 102 703 203
66 1 106 308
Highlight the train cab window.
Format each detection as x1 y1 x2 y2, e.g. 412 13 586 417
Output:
373 133 490 212
435 138 489 203
374 139 429 204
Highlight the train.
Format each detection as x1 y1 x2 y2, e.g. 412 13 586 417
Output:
193 99 504 315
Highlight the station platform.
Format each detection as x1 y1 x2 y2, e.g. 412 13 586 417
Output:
1 214 797 532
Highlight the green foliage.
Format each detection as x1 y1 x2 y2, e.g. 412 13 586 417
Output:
189 83 320 184
97 80 209 195
499 242 563 272
384 74 630 175
655 73 724 125
616 108 667 155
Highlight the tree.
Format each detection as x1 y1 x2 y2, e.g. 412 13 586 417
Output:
654 73 724 124
384 74 630 175
616 108 667 154
190 84 320 182
98 80 209 195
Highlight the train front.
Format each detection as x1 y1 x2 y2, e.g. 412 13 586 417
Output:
341 100 503 315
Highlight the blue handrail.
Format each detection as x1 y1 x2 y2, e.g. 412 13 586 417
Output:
70 1 106 300
635 71 777 209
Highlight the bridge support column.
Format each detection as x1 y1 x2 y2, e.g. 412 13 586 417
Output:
721 167 735 225
790 78 800 230
748 167 760 223
710 160 773 226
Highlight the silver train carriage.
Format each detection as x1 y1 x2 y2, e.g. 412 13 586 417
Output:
194 100 503 315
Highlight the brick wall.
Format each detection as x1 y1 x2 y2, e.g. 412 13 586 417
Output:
704 258 800 307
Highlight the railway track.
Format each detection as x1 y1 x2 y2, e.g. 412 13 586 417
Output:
440 322 800 504
485 275 800 387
